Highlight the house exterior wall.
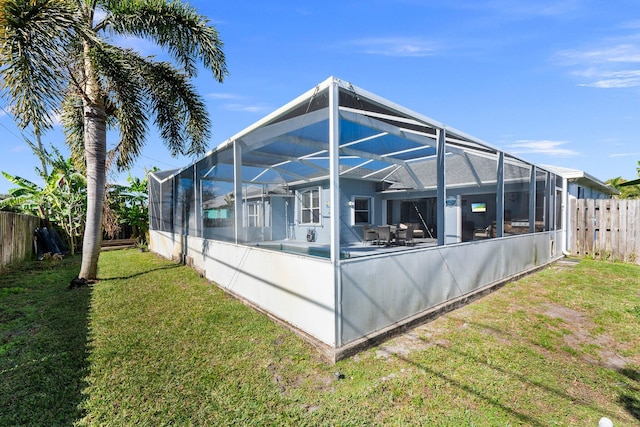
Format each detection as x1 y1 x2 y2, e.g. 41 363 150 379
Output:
339 179 380 244
269 195 293 240
567 181 611 200
563 181 614 254
289 179 380 245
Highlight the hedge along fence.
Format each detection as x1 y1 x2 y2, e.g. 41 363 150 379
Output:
571 198 640 264
0 211 40 271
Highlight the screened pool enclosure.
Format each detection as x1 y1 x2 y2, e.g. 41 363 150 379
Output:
149 77 564 361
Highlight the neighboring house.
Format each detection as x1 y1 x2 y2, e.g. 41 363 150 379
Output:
542 165 618 255
148 77 604 361
543 165 617 200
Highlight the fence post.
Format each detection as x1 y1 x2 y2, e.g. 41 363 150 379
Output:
572 198 581 256
619 200 627 263
610 200 619 261
585 199 595 257
628 200 639 263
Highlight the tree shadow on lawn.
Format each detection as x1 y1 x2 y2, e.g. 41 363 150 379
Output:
456 317 640 422
619 368 640 421
0 259 92 426
98 262 181 281
383 315 624 425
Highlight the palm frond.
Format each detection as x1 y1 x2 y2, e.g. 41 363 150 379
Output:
61 93 87 171
134 55 211 158
91 42 211 169
89 41 149 170
100 0 227 80
620 178 640 187
0 0 79 129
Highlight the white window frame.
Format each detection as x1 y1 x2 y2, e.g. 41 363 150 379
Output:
297 187 322 225
351 195 373 226
246 202 261 227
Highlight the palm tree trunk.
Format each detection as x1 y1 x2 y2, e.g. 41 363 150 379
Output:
79 104 107 279
79 44 107 280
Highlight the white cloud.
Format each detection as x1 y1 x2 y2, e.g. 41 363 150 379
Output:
349 37 438 57
494 0 581 18
620 20 640 30
113 34 162 57
555 33 640 88
578 71 640 88
558 44 640 65
50 110 63 126
223 103 271 114
0 104 16 117
609 152 640 158
207 93 242 100
93 7 107 24
11 144 30 154
506 139 579 157
208 93 271 114
441 0 579 17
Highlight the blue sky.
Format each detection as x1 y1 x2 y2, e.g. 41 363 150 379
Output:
2 0 640 194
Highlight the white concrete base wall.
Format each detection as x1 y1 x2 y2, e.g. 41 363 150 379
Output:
149 230 175 260
150 230 336 346
151 230 560 352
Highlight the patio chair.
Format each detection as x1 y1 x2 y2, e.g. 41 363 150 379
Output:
407 223 425 238
473 225 492 240
362 224 379 245
377 225 392 246
396 223 416 246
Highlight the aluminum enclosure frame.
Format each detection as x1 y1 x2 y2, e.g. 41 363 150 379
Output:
149 77 567 361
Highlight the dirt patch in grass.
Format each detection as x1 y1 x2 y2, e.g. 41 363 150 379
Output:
543 302 632 370
374 331 445 359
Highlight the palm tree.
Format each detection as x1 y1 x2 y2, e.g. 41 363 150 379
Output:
0 0 227 279
606 176 640 199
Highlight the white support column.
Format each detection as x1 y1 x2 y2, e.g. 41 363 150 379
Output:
329 80 341 264
561 176 569 253
436 128 446 246
329 79 342 347
548 173 555 231
546 172 553 231
233 140 243 244
496 152 505 238
529 165 536 234
194 166 201 238
169 177 174 233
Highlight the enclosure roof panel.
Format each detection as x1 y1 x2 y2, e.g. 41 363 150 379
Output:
154 77 561 189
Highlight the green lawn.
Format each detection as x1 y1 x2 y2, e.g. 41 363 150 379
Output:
1 250 639 426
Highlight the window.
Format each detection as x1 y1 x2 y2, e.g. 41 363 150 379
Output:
299 188 321 225
352 196 372 225
247 202 261 227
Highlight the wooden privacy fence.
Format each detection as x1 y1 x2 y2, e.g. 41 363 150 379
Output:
0 211 40 270
571 199 640 264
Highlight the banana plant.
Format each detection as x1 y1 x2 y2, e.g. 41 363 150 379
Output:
1 145 86 255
